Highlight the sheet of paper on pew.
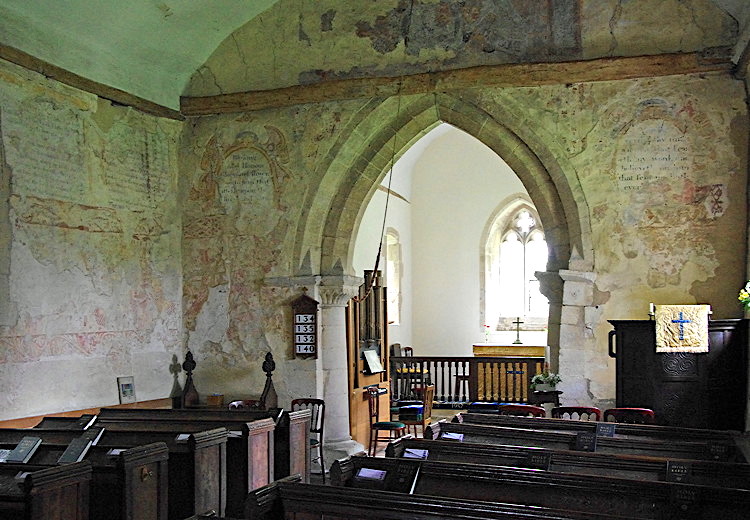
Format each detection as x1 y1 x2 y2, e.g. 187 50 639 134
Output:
106 448 126 456
441 432 464 441
403 448 429 459
356 467 387 480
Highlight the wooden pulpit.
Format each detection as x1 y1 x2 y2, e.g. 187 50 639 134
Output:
608 319 748 430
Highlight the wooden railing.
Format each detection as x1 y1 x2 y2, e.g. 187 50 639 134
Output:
390 356 545 405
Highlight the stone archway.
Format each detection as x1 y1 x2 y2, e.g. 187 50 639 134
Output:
300 91 594 352
300 92 592 275
296 91 597 461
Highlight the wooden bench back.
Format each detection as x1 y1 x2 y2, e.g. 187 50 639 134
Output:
0 436 169 520
427 419 742 462
245 476 632 520
386 436 750 489
0 462 91 520
331 454 750 520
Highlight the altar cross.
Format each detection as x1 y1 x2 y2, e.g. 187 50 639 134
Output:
671 312 692 340
512 317 524 345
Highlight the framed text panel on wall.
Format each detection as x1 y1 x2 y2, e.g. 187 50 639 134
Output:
292 293 319 359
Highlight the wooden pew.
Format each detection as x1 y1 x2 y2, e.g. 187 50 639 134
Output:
94 407 311 482
0 461 91 520
96 407 310 477
86 415 275 517
426 419 744 462
0 432 168 520
242 475 632 520
34 414 97 430
21 424 228 520
0 427 105 446
385 436 750 489
331 454 750 519
456 412 744 449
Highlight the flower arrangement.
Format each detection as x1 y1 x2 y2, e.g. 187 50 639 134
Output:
483 324 490 342
739 282 750 310
531 367 561 391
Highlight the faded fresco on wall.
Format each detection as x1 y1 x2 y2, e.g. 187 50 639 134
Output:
186 0 735 96
0 60 182 420
488 75 746 306
480 74 747 403
183 116 299 398
607 99 729 287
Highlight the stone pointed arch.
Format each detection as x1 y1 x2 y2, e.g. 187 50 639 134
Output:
296 92 593 279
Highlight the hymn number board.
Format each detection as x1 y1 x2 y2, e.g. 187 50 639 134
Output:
292 294 319 358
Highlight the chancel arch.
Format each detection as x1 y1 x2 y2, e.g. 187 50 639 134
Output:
297 92 595 381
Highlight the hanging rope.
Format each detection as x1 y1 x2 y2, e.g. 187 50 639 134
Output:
354 0 414 302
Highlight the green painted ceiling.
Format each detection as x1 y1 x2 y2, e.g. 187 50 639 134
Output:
0 0 281 109
0 0 748 111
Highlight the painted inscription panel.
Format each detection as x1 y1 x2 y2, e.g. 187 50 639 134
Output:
615 121 691 194
4 100 87 203
103 124 171 210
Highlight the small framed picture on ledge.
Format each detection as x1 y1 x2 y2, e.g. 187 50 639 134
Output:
117 376 136 404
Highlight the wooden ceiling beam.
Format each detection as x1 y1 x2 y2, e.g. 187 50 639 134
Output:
0 43 184 121
180 51 733 116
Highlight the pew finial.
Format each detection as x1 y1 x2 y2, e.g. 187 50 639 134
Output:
260 352 278 410
181 350 199 408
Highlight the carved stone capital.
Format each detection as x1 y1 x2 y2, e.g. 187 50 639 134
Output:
559 269 596 284
319 274 362 306
559 269 596 307
535 270 563 304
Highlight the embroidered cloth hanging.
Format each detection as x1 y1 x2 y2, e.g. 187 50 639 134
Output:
655 304 710 353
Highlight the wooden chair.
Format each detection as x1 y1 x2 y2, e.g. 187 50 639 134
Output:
552 406 601 421
366 387 406 456
227 399 260 410
497 404 546 417
603 407 655 424
400 385 434 437
291 398 326 483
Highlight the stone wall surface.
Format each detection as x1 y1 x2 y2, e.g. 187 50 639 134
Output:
185 0 736 96
486 74 748 403
0 59 183 420
0 0 747 419
182 71 747 408
178 100 371 402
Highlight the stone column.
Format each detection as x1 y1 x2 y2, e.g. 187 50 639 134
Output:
318 275 365 466
536 270 563 370
557 269 597 405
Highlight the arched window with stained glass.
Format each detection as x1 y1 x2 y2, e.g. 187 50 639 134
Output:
483 199 549 339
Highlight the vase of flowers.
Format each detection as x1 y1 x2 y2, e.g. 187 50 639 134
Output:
531 368 561 392
739 282 750 310
483 324 490 343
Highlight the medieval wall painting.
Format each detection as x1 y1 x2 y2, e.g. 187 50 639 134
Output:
605 94 732 289
0 59 182 420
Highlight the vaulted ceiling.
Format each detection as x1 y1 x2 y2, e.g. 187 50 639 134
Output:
0 0 748 111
